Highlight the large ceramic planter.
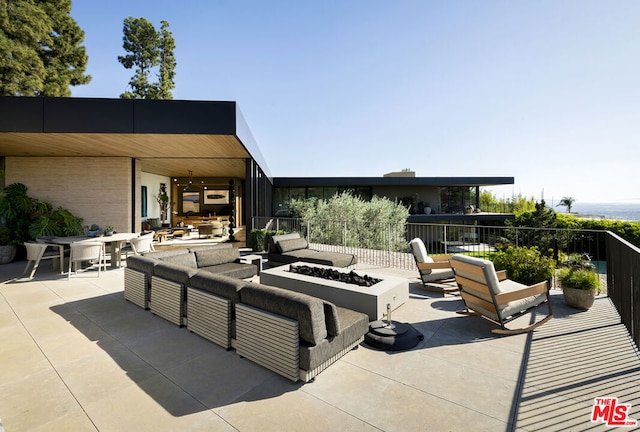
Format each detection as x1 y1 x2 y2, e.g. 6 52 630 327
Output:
0 245 17 264
562 287 595 310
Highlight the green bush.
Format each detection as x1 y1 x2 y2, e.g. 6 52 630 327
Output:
289 192 409 252
491 246 555 285
558 267 600 291
248 229 285 252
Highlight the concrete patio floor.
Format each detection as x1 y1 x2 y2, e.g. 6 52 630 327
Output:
1 256 639 431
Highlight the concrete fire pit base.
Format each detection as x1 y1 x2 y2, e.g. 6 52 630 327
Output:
260 262 409 321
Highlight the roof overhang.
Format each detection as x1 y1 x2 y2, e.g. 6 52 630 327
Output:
0 97 272 179
272 176 514 187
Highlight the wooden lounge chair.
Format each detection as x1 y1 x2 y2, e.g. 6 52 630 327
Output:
450 254 552 335
409 238 457 293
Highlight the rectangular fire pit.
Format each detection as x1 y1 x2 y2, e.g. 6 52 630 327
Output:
260 262 408 321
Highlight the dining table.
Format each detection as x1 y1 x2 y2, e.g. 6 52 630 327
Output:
48 232 140 270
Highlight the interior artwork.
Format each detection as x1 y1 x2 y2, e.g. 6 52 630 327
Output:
182 191 200 213
204 189 229 204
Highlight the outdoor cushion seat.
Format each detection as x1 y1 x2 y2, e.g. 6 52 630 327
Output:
235 282 368 382
198 262 258 279
409 238 457 293
450 254 552 335
267 233 357 268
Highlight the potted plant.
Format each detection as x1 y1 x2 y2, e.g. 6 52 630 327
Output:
558 257 600 310
0 226 17 264
0 183 83 263
103 226 115 236
559 268 600 310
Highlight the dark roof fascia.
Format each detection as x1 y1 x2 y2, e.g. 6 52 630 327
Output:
0 96 273 178
0 96 237 134
272 176 515 188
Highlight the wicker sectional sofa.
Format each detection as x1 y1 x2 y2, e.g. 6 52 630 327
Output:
124 245 369 382
267 233 357 267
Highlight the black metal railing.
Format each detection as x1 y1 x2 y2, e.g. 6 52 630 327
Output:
252 217 608 270
606 232 640 349
252 217 640 348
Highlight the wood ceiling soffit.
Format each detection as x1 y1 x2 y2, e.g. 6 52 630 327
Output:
0 133 249 158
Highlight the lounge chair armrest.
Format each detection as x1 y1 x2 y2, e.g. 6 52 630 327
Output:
418 261 452 270
494 281 548 305
496 270 507 281
433 255 453 262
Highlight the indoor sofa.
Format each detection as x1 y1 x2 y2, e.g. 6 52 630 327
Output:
267 233 357 268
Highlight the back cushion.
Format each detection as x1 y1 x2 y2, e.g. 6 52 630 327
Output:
153 261 199 286
126 255 157 275
409 238 429 263
144 248 189 259
268 233 301 253
277 238 309 253
451 255 502 296
195 247 239 267
160 252 198 268
189 271 244 303
323 302 341 337
240 283 327 345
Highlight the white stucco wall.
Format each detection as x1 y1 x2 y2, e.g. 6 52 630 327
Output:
141 172 172 223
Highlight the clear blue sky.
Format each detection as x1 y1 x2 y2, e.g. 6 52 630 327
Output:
69 0 640 204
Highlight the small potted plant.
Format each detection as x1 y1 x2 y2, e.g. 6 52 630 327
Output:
558 254 600 310
0 226 17 264
104 226 115 236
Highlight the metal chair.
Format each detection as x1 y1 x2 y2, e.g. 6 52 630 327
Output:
23 242 60 280
68 241 106 279
122 233 155 258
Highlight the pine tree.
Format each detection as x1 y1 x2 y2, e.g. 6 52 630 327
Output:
118 17 175 99
0 0 90 96
154 20 175 99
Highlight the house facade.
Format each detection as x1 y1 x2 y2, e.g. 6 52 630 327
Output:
0 97 514 233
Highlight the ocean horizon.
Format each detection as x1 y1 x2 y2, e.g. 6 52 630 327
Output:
554 202 640 222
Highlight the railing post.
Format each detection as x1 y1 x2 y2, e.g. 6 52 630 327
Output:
387 222 392 267
444 225 448 254
343 220 347 251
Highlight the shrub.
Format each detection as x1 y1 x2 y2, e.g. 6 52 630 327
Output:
289 191 409 251
248 229 285 252
491 246 555 285
558 267 600 292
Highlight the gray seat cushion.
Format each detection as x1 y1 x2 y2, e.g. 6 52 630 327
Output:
159 252 198 269
240 283 328 345
188 244 232 253
195 247 240 267
299 306 368 370
143 248 190 259
189 271 245 303
269 249 357 267
199 262 257 279
126 255 158 275
153 261 199 286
